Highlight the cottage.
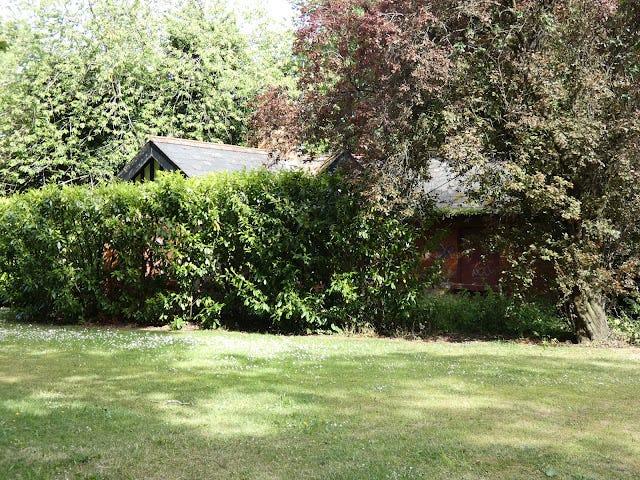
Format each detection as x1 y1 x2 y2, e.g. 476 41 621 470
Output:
119 136 500 291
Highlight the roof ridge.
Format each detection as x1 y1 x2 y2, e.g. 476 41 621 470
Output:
147 136 270 155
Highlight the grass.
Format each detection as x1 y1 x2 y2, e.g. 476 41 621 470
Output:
0 315 639 479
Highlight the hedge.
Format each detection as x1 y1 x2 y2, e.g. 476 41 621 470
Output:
0 171 438 333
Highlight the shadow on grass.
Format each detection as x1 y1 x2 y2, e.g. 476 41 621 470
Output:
0 330 639 479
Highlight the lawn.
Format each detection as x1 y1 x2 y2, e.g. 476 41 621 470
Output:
1 315 639 479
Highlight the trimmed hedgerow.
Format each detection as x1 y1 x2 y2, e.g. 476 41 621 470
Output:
0 171 438 333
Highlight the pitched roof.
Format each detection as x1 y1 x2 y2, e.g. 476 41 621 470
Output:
423 158 475 210
118 136 334 180
118 136 478 211
152 136 275 176
118 136 273 180
333 155 476 211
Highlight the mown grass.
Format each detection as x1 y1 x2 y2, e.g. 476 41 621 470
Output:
1 314 639 479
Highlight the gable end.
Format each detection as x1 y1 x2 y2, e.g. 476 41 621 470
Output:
118 141 181 181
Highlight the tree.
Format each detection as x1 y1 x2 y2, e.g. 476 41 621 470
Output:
0 0 293 194
251 0 640 341
440 0 640 341
251 0 451 161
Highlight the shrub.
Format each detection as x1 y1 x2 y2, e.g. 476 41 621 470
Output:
609 299 640 345
408 290 571 340
0 170 438 333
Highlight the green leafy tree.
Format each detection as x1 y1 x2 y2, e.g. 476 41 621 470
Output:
0 0 292 194
437 0 640 341
252 0 640 341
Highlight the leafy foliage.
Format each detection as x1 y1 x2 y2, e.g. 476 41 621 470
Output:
609 298 640 345
0 171 436 332
437 0 640 341
411 291 570 340
252 0 640 340
0 0 293 194
251 0 450 163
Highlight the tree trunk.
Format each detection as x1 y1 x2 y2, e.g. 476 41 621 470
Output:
572 292 611 342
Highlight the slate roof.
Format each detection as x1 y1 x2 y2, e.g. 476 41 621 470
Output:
423 158 475 210
153 137 274 176
119 137 269 180
118 136 476 211
317 155 477 210
118 136 334 181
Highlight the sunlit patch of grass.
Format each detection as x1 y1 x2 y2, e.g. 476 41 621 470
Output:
0 315 639 479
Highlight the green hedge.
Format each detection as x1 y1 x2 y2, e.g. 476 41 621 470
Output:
410 290 571 340
0 171 437 333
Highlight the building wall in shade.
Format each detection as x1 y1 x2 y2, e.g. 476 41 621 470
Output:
132 159 163 182
420 216 502 291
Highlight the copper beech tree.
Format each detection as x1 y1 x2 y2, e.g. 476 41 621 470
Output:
250 0 640 341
